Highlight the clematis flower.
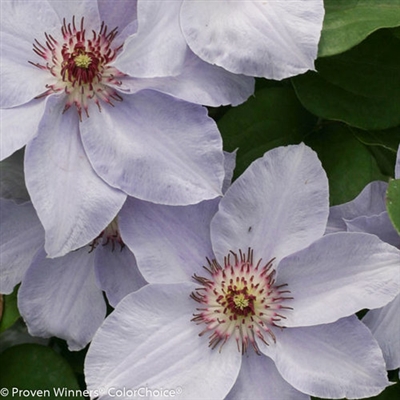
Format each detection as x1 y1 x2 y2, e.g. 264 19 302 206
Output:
110 0 255 100
327 144 400 372
85 144 400 399
177 0 325 80
1 0 253 258
0 197 147 351
0 149 236 351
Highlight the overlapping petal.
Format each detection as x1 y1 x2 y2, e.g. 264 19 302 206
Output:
0 0 59 108
396 145 400 178
85 283 242 399
119 197 218 283
222 150 237 194
114 0 187 78
18 247 106 351
0 0 59 43
97 0 138 45
81 90 224 205
123 51 254 107
326 181 388 234
94 244 147 307
46 0 100 30
345 212 400 248
180 0 324 79
363 295 400 370
24 96 127 258
226 352 310 400
0 38 52 109
324 147 400 375
0 200 44 294
276 232 400 327
1 98 48 161
97 0 136 33
211 143 329 265
261 316 390 399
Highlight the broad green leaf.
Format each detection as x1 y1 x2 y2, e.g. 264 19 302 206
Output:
366 146 398 179
392 26 400 39
0 344 84 400
0 288 20 334
387 178 400 234
50 338 87 376
352 127 400 177
218 86 317 177
293 30 400 130
305 124 387 205
375 382 400 400
320 0 400 57
352 127 400 153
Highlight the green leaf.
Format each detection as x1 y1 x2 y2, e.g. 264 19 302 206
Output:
352 126 400 153
320 0 400 57
0 288 20 334
0 344 84 400
366 145 398 179
351 126 400 177
50 338 88 376
305 123 387 205
218 86 317 177
293 30 400 130
387 178 400 234
391 26 400 40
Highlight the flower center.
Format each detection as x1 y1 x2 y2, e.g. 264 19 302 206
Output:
74 54 92 68
233 293 249 310
89 218 125 253
191 249 293 354
29 16 125 121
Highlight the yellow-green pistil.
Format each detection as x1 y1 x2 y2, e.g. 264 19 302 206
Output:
74 53 92 68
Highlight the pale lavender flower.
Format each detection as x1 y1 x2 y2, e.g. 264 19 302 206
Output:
327 145 400 371
111 0 255 99
0 150 236 351
1 0 252 258
85 144 400 399
0 198 146 351
177 0 325 80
